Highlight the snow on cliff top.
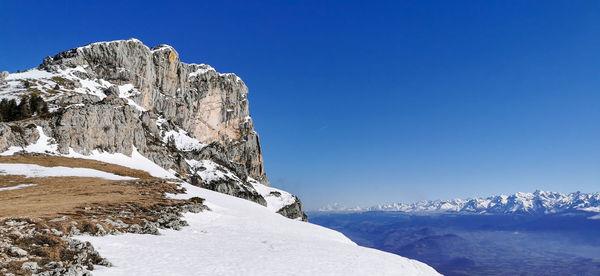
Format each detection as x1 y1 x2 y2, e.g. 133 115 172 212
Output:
79 182 440 276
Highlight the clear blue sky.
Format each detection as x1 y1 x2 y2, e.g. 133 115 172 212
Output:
1 1 599 210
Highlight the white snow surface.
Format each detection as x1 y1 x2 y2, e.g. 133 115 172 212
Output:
66 146 176 179
79 182 440 276
248 177 297 213
117 84 145 111
188 65 215 77
0 163 135 180
5 69 55 80
0 183 37 192
185 159 239 183
79 39 148 51
187 63 243 82
162 129 206 152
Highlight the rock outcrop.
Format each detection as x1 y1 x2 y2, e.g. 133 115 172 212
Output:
42 39 266 183
0 39 306 220
0 71 8 83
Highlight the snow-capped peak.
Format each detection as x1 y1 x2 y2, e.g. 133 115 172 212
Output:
319 191 600 215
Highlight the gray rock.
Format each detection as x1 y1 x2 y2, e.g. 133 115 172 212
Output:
21 262 39 271
9 246 27 257
104 85 119 96
0 71 8 83
95 224 107 236
54 103 147 155
277 196 309 221
55 94 101 107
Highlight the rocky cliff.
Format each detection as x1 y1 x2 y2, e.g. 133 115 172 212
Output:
0 39 306 220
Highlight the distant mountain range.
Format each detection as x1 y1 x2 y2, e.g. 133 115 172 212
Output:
319 191 600 215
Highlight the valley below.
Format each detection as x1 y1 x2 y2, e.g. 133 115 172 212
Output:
309 211 600 275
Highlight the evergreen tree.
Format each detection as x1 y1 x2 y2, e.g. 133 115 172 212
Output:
0 94 49 122
17 96 32 119
29 95 39 114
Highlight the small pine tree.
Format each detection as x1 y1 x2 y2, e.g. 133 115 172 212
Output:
0 95 48 122
0 100 7 122
6 99 18 121
17 99 32 120
41 101 49 114
29 95 39 115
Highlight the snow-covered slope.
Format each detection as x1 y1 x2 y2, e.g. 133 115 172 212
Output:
0 125 439 274
79 182 440 276
320 190 600 215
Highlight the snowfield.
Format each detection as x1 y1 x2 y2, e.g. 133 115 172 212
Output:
249 177 297 213
0 163 136 180
65 146 177 179
79 182 440 276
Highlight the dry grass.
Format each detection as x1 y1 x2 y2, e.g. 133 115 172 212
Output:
0 155 166 218
0 174 178 218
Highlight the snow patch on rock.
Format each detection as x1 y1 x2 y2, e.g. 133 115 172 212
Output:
248 177 296 213
1 126 58 156
162 129 206 152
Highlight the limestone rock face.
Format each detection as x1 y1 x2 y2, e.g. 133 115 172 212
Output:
55 100 146 155
0 39 307 220
42 39 266 183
